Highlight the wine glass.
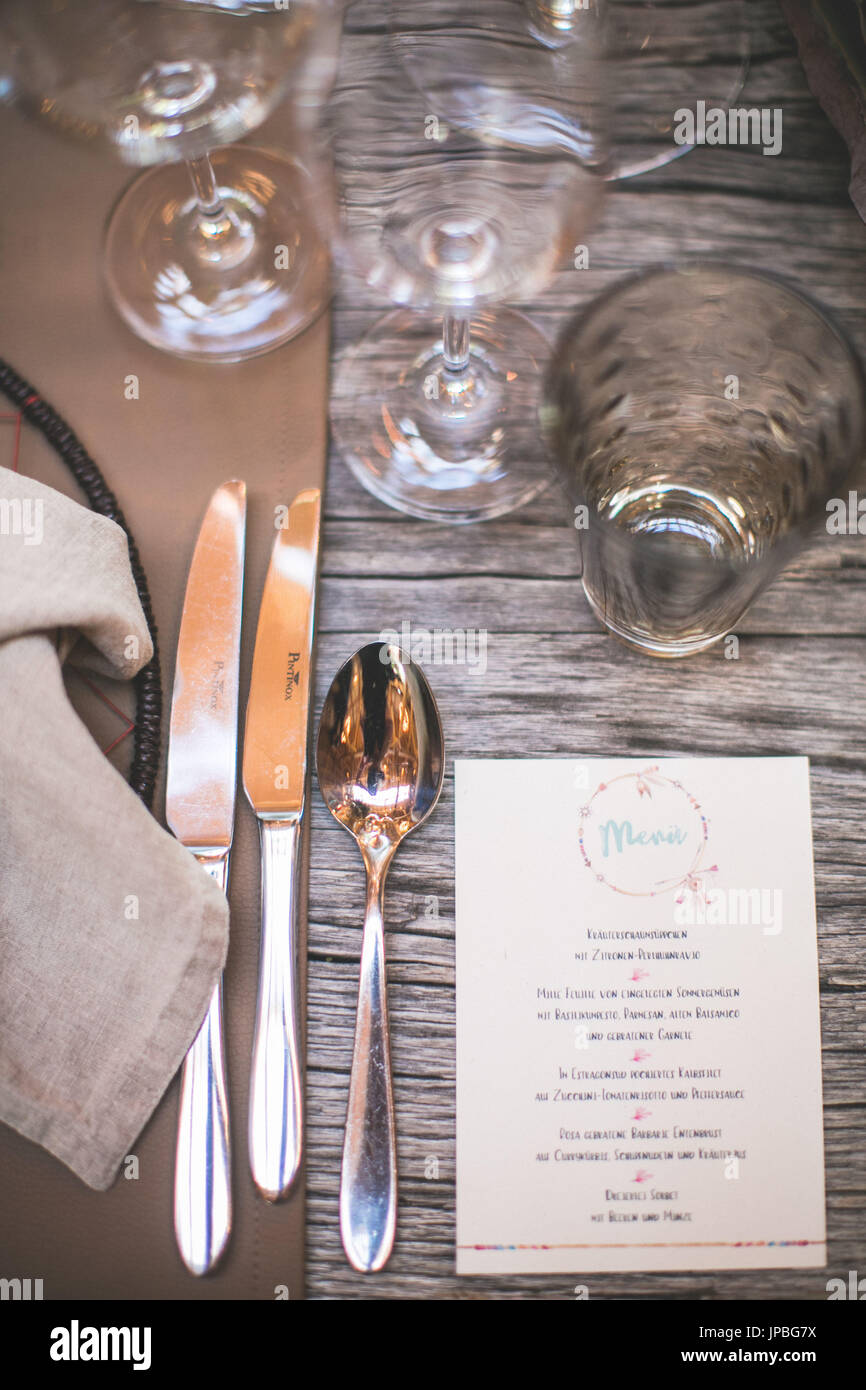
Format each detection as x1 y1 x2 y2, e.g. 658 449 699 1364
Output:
0 0 342 362
328 0 606 523
526 1 750 181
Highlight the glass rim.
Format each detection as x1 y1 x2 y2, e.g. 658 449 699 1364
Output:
545 259 866 558
548 258 866 433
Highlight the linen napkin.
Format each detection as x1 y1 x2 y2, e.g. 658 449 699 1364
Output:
0 464 229 1191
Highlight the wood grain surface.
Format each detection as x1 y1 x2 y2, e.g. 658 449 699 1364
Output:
306 1 866 1298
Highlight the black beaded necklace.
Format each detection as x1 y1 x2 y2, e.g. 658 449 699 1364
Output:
0 357 162 810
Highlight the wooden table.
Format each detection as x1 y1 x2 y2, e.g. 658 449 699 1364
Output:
306 0 866 1298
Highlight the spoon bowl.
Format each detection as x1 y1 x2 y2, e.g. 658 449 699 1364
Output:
317 642 444 849
316 642 444 1272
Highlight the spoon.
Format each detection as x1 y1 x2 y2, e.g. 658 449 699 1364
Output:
316 642 445 1273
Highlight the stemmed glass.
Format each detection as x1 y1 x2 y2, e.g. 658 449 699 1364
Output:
328 0 606 523
601 0 750 180
526 1 750 180
0 0 341 362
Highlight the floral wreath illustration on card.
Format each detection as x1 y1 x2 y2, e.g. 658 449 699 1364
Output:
578 766 718 900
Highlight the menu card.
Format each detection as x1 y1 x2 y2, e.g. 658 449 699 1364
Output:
455 757 826 1274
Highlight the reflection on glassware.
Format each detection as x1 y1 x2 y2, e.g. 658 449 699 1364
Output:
602 0 750 179
329 0 606 523
102 141 332 361
0 0 340 361
412 1 750 182
545 265 866 656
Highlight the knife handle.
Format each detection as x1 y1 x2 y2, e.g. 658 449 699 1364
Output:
174 853 232 1277
249 817 304 1201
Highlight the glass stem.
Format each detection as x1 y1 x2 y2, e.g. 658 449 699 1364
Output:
185 152 254 268
186 151 237 248
442 313 471 375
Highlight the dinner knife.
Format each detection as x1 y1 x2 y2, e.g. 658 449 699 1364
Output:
165 478 246 1275
244 488 321 1202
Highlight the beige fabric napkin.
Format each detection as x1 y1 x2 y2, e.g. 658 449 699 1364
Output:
0 464 229 1190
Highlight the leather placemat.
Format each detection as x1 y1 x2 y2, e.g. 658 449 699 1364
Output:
0 104 330 1300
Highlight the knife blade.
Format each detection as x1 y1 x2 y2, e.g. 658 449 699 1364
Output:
243 487 321 1202
166 478 246 1275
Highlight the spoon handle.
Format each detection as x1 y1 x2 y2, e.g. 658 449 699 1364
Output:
341 863 397 1272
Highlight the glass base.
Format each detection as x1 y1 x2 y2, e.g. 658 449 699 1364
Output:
581 580 729 659
330 307 553 523
103 146 330 362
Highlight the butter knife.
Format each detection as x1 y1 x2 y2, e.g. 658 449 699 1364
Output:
244 488 321 1201
165 479 246 1274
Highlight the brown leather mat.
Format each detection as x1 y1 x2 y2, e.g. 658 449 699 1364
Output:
0 106 330 1300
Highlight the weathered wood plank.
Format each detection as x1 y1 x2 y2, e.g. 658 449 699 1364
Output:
319 574 866 637
309 634 866 765
317 516 866 637
319 520 866 580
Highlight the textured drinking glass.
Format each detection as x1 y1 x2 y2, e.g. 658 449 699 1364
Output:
0 0 340 362
546 265 866 656
328 0 605 523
